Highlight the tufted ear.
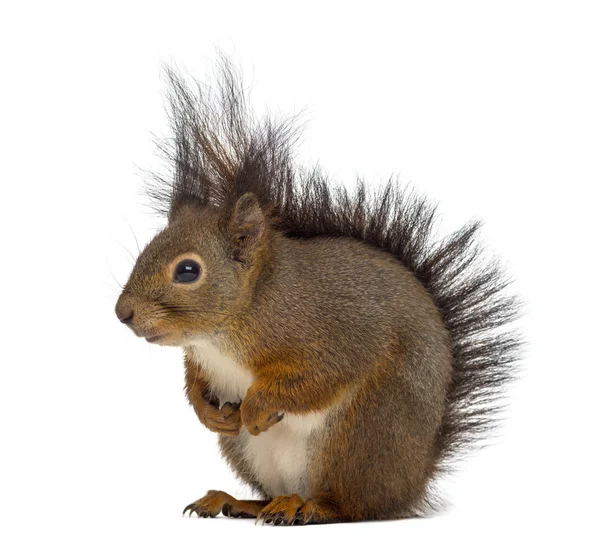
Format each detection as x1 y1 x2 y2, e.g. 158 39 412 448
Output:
229 193 266 263
167 194 204 224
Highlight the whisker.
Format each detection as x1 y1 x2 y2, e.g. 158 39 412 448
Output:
107 264 124 290
126 219 142 257
118 242 137 265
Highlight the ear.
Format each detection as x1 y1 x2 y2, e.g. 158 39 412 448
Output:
229 193 266 263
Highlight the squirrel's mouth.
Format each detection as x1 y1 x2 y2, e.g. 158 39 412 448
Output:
145 333 167 343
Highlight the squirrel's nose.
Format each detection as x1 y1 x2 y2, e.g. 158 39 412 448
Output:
118 309 134 324
115 294 136 325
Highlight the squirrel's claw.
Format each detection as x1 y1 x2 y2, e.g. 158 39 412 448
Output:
256 495 334 525
183 490 266 520
256 494 305 526
183 501 217 518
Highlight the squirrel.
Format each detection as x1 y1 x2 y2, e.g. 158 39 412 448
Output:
115 58 521 525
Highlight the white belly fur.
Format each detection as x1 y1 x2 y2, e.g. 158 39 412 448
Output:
188 337 329 498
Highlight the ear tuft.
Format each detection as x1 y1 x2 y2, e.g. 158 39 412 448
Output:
167 195 203 224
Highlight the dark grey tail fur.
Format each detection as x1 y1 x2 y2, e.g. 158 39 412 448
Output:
148 56 522 493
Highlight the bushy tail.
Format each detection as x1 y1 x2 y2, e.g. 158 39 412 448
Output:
420 221 522 473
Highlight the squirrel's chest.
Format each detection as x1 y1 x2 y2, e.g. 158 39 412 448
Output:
188 337 253 403
188 338 329 498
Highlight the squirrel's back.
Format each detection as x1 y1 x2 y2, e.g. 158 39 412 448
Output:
249 234 452 379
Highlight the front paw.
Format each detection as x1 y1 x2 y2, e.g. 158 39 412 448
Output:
199 400 241 436
241 392 284 436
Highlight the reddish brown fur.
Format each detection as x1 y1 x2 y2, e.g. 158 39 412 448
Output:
117 198 453 523
116 59 520 525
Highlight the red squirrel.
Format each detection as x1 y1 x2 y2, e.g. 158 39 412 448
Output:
115 58 521 525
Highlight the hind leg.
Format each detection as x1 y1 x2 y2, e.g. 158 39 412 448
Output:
310 365 443 521
183 490 270 519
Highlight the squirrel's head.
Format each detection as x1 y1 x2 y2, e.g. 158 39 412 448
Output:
115 193 269 346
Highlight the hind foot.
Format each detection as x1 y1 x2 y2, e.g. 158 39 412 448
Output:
257 494 338 526
183 490 269 519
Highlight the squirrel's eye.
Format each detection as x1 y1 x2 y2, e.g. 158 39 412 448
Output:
173 260 201 283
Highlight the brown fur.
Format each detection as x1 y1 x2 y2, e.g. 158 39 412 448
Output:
115 57 521 525
117 203 453 522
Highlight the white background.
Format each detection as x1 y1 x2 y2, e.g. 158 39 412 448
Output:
1 2 598 545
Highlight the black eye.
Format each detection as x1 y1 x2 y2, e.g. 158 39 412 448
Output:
173 260 201 283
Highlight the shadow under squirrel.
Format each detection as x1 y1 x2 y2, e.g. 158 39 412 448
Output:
115 59 521 525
